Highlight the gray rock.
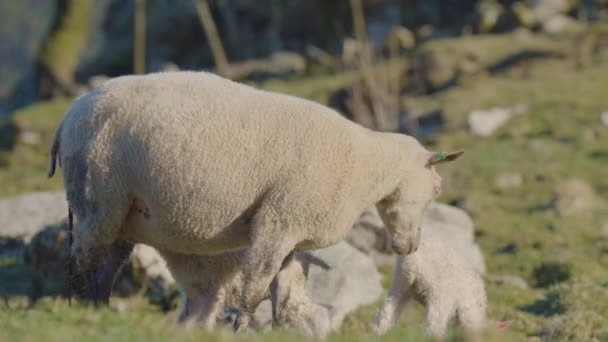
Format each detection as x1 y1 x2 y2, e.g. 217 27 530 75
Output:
423 202 475 241
19 131 42 145
306 241 382 330
477 0 504 33
0 237 37 299
531 0 571 22
493 274 529 290
601 111 608 127
468 105 527 137
495 172 523 189
0 191 67 242
347 206 389 254
554 179 597 216
541 14 581 34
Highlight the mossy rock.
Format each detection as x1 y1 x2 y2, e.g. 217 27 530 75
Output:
0 238 40 299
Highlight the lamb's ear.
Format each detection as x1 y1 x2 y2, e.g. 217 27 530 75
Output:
427 150 464 167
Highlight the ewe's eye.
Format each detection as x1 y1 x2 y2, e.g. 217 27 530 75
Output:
433 186 441 197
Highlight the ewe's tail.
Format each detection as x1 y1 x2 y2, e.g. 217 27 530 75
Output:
47 119 64 178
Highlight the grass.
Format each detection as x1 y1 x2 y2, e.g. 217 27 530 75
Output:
1 28 608 341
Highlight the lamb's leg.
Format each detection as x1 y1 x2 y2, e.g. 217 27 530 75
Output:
198 286 226 331
457 302 486 342
233 220 296 333
371 268 411 335
425 298 453 339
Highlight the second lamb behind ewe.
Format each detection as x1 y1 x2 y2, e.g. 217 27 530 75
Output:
372 236 486 340
160 249 331 339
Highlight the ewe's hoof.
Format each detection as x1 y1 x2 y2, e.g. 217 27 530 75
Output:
233 314 250 333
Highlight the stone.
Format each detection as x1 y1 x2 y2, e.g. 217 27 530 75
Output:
18 131 42 145
477 0 504 33
493 274 529 289
468 106 516 137
541 14 582 34
0 191 67 243
305 241 382 331
347 206 389 255
25 223 71 296
554 179 597 216
512 2 536 28
0 237 37 299
601 111 608 127
495 172 523 189
530 0 571 22
600 222 608 239
423 202 475 241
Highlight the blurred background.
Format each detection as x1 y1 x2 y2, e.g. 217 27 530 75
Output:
1 0 608 341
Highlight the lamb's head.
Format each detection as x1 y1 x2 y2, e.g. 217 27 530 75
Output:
377 149 464 255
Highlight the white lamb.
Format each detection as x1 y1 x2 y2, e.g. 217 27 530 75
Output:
47 70 463 330
372 236 486 340
160 249 331 339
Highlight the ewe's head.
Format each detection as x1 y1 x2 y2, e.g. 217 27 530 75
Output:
378 149 464 255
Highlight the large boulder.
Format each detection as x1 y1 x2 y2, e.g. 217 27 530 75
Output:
217 241 383 332
0 191 67 242
305 241 382 330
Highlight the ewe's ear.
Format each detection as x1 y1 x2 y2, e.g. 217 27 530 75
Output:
427 150 464 167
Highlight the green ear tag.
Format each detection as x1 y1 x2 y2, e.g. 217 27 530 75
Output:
437 151 446 160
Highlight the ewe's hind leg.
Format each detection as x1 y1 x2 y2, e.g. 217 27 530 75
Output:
372 261 411 334
233 212 297 332
62 155 130 272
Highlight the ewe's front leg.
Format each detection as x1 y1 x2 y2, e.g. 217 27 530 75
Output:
233 230 296 333
176 290 203 327
198 287 226 331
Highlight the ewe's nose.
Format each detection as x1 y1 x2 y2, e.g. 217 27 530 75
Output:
391 239 418 255
391 228 421 255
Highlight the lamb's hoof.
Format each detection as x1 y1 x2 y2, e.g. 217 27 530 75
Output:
233 313 250 333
